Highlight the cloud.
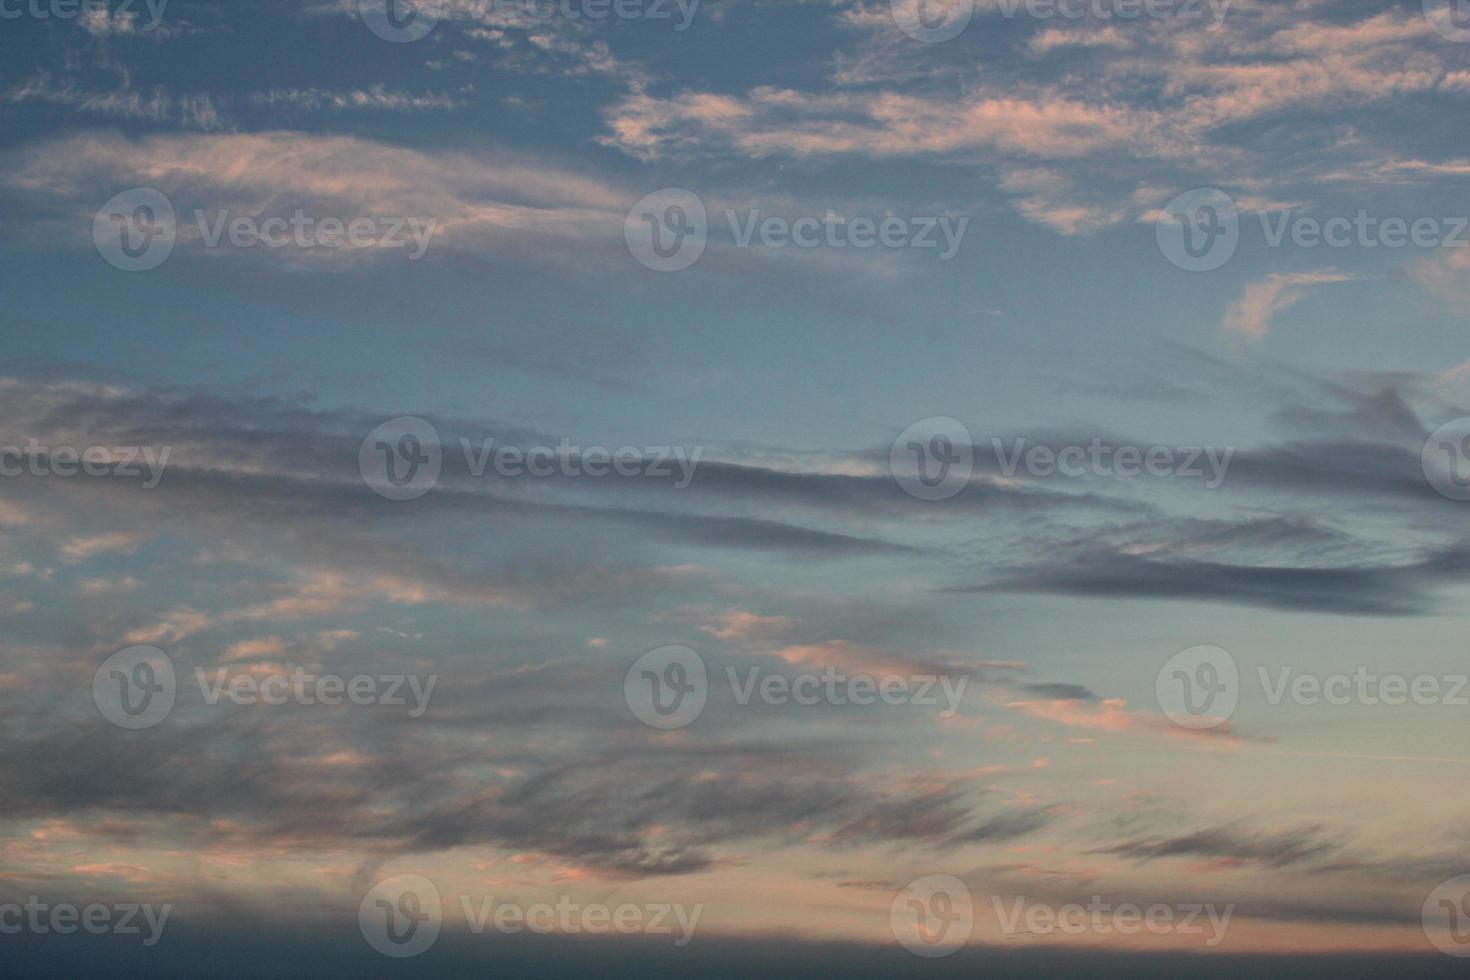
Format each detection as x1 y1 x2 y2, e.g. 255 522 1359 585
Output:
1 73 227 130
1004 695 1242 743
966 544 1470 617
1223 270 1361 341
60 531 146 560
246 86 462 113
1410 247 1470 310
1095 823 1339 869
600 85 1154 163
2 131 629 268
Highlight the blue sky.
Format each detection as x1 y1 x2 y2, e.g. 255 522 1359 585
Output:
3 0 1470 973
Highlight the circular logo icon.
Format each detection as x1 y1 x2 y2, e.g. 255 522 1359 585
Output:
891 0 974 42
625 188 707 272
891 874 973 957
360 874 442 958
1156 645 1238 730
94 188 176 272
1422 418 1470 501
1424 875 1470 956
891 417 974 501
1424 0 1470 43
93 646 176 729
360 0 440 42
360 417 442 501
625 645 707 729
1155 188 1239 272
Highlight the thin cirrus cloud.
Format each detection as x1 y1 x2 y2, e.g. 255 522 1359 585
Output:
1 130 628 265
4 1 1470 966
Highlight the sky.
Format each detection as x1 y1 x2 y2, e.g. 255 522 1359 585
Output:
2 0 1470 975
